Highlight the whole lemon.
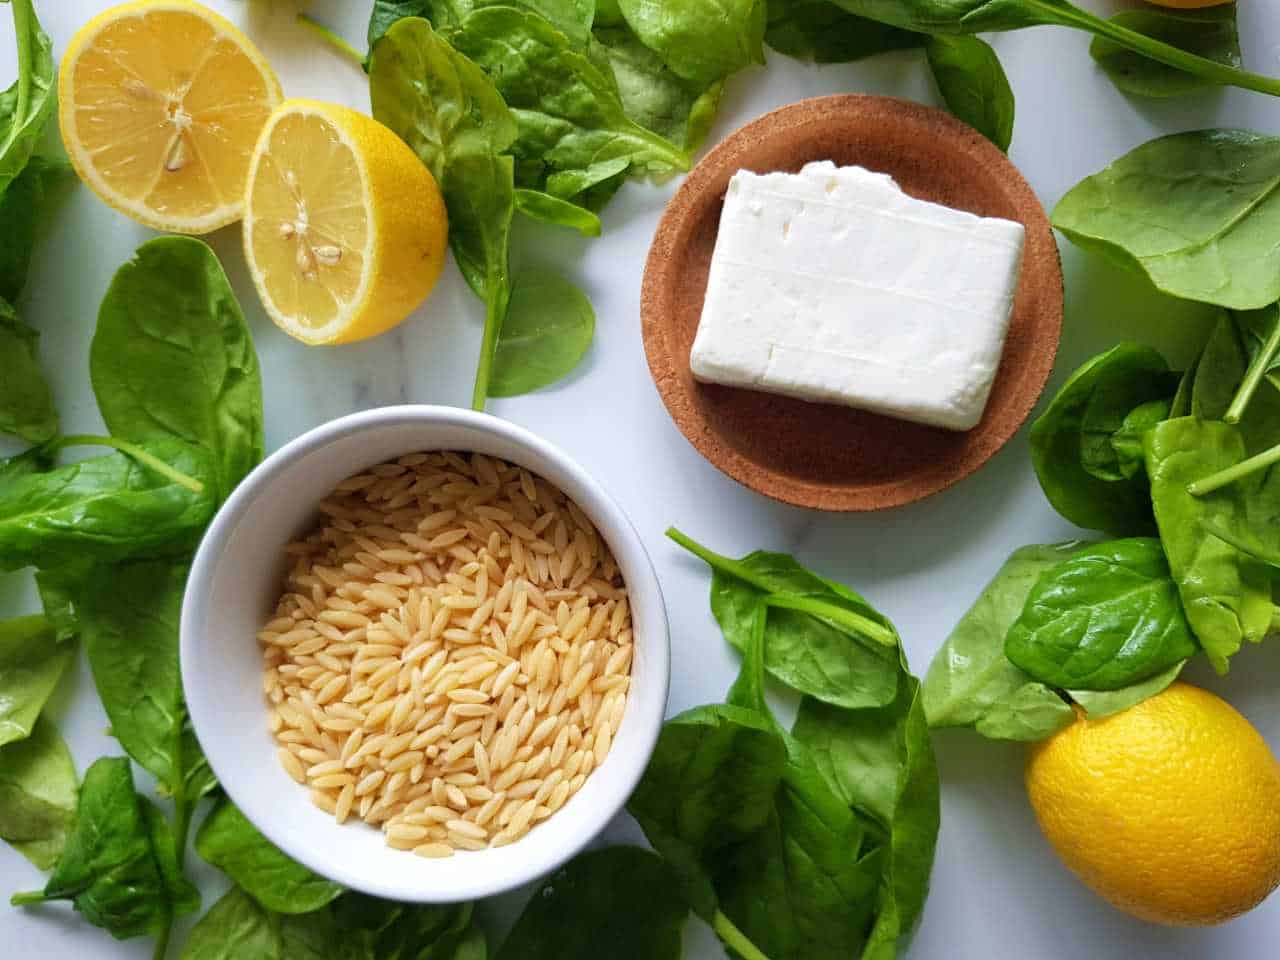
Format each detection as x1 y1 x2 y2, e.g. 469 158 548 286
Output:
1026 682 1280 925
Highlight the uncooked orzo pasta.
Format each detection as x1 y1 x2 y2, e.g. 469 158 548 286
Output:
259 452 633 857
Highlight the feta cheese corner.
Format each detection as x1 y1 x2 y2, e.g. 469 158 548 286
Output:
688 163 1025 431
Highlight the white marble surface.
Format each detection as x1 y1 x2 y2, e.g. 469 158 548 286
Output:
3 1 1280 957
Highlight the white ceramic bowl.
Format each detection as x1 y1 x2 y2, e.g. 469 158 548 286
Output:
180 405 670 902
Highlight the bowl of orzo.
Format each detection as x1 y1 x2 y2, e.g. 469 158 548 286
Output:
180 405 670 902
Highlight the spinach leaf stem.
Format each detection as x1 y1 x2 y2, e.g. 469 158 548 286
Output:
1025 0 1280 96
1187 442 1280 496
55 435 205 494
472 281 510 410
297 13 366 69
711 909 773 960
1226 318 1280 424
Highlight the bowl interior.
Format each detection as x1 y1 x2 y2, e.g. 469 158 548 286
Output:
641 94 1063 511
181 407 669 902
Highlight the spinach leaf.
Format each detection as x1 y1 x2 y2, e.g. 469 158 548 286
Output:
793 672 938 960
514 188 602 236
591 24 724 152
495 847 686 960
1053 130 1280 310
627 702 787 920
1145 417 1274 673
0 715 77 870
0 154 72 304
0 299 57 444
1030 343 1174 535
925 35 1014 152
922 543 1080 740
1191 312 1247 422
36 561 90 642
195 798 343 915
91 237 264 505
77 559 217 807
369 1 434 50
1230 304 1280 424
765 0 921 63
369 0 595 47
0 0 56 200
1004 539 1199 691
1069 660 1184 719
1090 7 1240 100
1108 399 1171 481
11 757 198 940
615 0 766 88
823 0 1280 97
369 17 518 410
1200 516 1280 570
0 614 73 746
488 268 595 397
669 529 901 709
451 7 689 197
0 439 216 571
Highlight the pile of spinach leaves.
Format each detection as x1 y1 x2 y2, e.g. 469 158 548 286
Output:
925 128 1280 741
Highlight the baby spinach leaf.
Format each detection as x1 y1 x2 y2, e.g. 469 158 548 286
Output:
1145 417 1275 672
1090 6 1239 100
11 756 197 940
1053 130 1280 310
616 0 766 88
0 439 216 571
1108 399 1172 481
0 300 57 444
0 614 73 746
669 529 902 709
36 561 90 642
0 714 77 870
451 7 690 197
925 35 1014 152
370 0 594 47
76 559 217 805
0 0 56 200
0 153 72 305
1191 312 1248 422
369 1 436 49
196 798 344 915
1030 343 1174 535
591 24 724 152
91 237 263 505
514 188 602 236
495 847 686 960
488 268 595 397
766 0 921 63
1004 539 1199 691
922 543 1081 741
794 672 938 960
1069 660 1184 719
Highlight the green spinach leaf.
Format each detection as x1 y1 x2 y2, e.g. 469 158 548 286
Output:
1145 417 1274 672
0 153 72 305
514 188 602 236
370 0 595 47
0 439 216 571
922 543 1080 740
91 237 263 505
1191 312 1247 422
451 7 689 197
0 715 77 870
1030 343 1174 535
1108 399 1172 480
1090 7 1240 99
615 0 766 88
1053 130 1280 310
1230 304 1280 424
488 268 595 397
195 798 344 915
0 614 73 746
76 559 217 807
495 847 686 960
1069 660 1185 719
766 0 921 63
925 34 1014 152
1004 539 1198 691
12 757 198 940
0 299 57 444
0 0 56 200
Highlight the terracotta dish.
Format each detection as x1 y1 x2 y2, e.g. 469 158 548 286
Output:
641 95 1063 511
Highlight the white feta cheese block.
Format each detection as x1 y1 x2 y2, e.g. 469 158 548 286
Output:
688 161 1026 431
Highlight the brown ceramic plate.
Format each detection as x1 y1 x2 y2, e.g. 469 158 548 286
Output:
641 95 1063 511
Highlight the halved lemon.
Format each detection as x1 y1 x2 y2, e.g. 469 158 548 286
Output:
58 0 282 234
243 99 448 345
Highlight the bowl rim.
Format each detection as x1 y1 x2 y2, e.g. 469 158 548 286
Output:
640 93 1064 512
180 404 671 902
